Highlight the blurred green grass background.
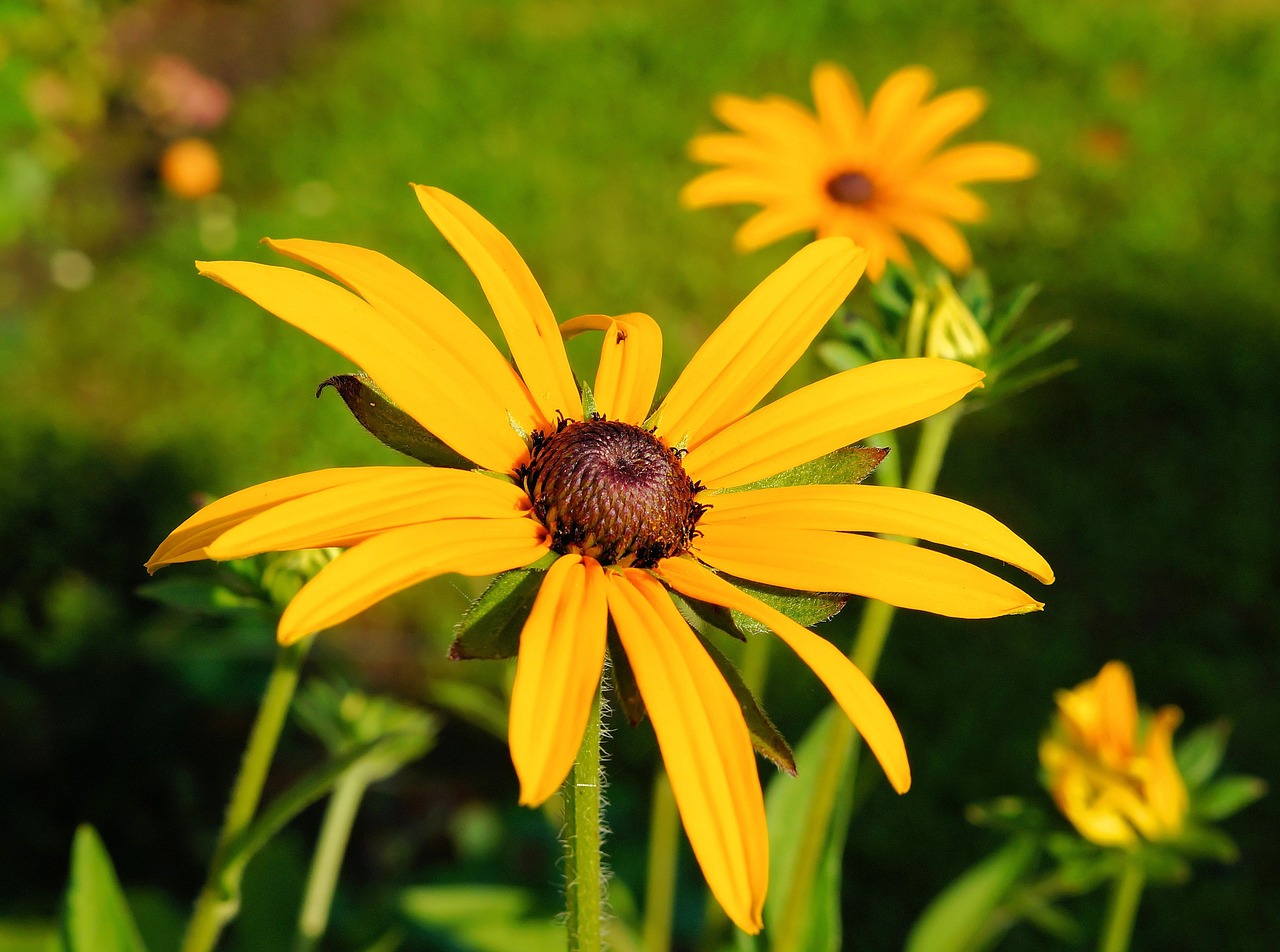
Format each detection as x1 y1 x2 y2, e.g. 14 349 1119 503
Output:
2 0 1277 949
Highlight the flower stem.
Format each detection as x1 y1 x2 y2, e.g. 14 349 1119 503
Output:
641 770 678 952
292 765 374 952
1099 852 1146 952
182 637 312 952
771 406 961 952
564 682 605 952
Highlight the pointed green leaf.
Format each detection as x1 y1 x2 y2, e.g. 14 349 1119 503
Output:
871 261 916 323
764 706 855 952
607 628 647 727
1192 774 1268 822
581 379 598 419
670 576 846 641
694 630 795 774
669 590 746 641
318 373 472 468
984 283 1040 346
450 555 555 660
956 269 993 327
62 826 148 952
905 835 1040 952
1175 721 1231 790
1170 822 1240 863
713 444 888 494
986 320 1073 380
137 578 265 615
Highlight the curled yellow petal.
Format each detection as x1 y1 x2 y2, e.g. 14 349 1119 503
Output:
683 358 982 489
146 467 401 572
206 469 531 561
559 312 663 424
701 484 1053 584
657 557 910 794
277 517 549 644
198 260 527 473
606 569 767 934
655 238 867 450
693 524 1042 618
413 186 581 423
508 555 608 806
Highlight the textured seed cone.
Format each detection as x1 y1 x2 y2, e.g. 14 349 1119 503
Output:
521 418 704 568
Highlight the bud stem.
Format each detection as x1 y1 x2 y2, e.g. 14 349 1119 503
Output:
1099 851 1146 952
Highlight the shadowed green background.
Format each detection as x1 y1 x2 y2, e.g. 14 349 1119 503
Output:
2 1 1276 949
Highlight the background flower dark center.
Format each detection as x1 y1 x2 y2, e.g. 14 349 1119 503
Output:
519 418 705 568
826 170 875 205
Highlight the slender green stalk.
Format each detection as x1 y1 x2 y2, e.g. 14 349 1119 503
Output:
1099 852 1146 952
564 684 605 952
641 770 679 952
182 638 312 952
772 406 961 952
293 765 375 952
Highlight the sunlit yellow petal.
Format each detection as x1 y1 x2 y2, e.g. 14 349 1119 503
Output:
711 93 825 151
198 261 526 472
277 517 549 644
688 132 777 167
1095 660 1139 758
864 66 935 155
146 467 398 572
655 238 867 449
680 169 798 208
733 202 824 252
265 237 545 435
1145 706 1189 834
811 62 865 154
683 358 982 488
560 312 663 424
890 180 987 222
703 484 1052 584
882 208 973 271
606 570 767 934
413 186 581 423
509 555 608 806
693 524 1041 618
921 143 1039 183
879 88 987 173
206 469 530 561
657 557 910 793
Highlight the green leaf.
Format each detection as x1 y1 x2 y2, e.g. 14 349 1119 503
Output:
669 590 746 641
984 283 1041 346
986 320 1073 380
816 339 869 373
712 444 888 494
1170 822 1240 863
137 578 265 615
693 630 795 775
607 628 647 727
424 679 509 740
763 706 856 952
956 269 993 327
318 373 472 468
0 919 58 952
1176 721 1231 789
61 826 148 952
905 835 1040 952
581 379 598 418
1192 774 1268 822
399 885 565 952
871 261 916 322
451 557 555 660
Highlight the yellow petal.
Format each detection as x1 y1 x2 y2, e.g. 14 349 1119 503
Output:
682 358 982 489
882 208 973 272
1095 660 1139 757
817 207 911 281
864 66 935 156
693 524 1042 618
606 569 767 934
921 143 1039 183
733 202 824 253
1144 706 1189 836
892 180 988 223
198 261 526 473
655 239 867 450
147 467 399 572
412 186 581 424
559 312 663 424
509 555 608 806
878 88 987 174
679 169 797 208
277 517 549 644
810 62 865 153
206 469 531 561
657 557 910 793
711 93 825 152
265 238 546 435
688 132 777 167
702 484 1053 583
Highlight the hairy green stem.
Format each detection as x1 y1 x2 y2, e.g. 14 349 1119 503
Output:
565 683 605 952
641 770 678 952
771 406 960 952
1099 852 1145 952
292 765 374 952
182 638 311 952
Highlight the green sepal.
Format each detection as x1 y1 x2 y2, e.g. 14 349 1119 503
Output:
61 826 149 952
955 268 994 327
713 444 888 495
581 379 598 419
693 630 796 775
137 577 266 615
986 319 1073 380
984 282 1041 345
1175 720 1231 789
1169 822 1241 863
871 260 916 325
449 553 557 660
1191 774 1268 822
318 373 472 469
607 627 647 727
670 590 746 642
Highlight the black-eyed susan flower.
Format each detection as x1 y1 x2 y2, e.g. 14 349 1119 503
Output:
1040 661 1188 847
682 63 1037 280
148 187 1052 933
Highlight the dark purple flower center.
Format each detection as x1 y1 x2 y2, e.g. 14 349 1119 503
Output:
518 417 706 568
826 170 876 205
